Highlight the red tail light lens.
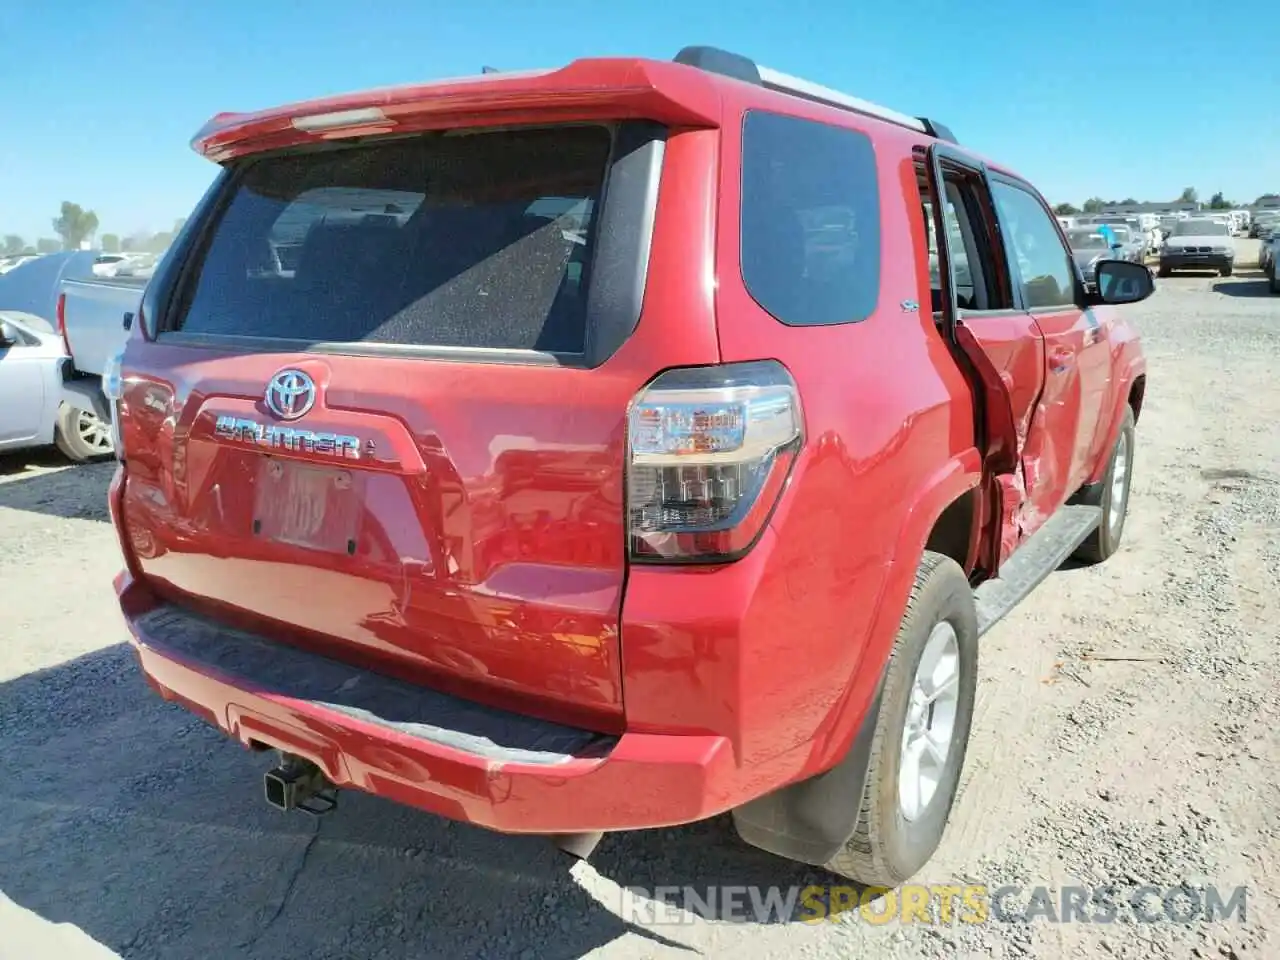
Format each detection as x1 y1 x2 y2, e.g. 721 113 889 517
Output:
627 360 803 563
55 292 72 356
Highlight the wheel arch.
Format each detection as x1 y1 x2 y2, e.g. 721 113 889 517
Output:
1087 358 1146 486
924 484 981 574
1128 373 1146 422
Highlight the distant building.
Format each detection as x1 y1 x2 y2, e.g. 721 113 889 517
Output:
1254 197 1280 211
1099 201 1200 215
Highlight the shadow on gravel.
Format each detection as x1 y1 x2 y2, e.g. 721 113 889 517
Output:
1211 279 1275 298
0 646 793 959
592 817 844 919
0 458 113 521
0 448 69 476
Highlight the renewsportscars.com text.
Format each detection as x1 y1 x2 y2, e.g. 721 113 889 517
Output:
620 883 1248 925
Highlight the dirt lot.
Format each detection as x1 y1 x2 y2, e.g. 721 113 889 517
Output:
2 238 1277 960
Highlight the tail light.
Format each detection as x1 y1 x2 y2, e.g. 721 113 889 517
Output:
627 360 803 563
55 292 72 356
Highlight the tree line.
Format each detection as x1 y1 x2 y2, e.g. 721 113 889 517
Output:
1053 190 1280 216
2 201 185 258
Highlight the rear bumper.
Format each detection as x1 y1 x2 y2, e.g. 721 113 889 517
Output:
117 572 743 833
59 370 111 422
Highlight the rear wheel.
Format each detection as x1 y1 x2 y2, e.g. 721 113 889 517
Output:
824 552 978 886
1073 406 1135 564
54 404 113 463
1271 271 1280 295
1157 265 1172 278
1220 265 1233 277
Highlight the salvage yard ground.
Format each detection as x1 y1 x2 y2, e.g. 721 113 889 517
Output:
1 238 1277 960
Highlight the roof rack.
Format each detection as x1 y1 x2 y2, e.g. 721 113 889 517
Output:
673 45 957 144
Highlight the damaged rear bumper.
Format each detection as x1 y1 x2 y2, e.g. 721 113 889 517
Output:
116 571 744 834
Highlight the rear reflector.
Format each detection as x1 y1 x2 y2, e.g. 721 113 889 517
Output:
627 361 802 563
55 292 72 357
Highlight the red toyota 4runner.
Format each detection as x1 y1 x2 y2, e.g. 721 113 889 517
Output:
103 46 1150 886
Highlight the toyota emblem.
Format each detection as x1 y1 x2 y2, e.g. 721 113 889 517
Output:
264 369 316 421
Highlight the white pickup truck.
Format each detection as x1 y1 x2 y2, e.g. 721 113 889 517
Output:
57 275 147 426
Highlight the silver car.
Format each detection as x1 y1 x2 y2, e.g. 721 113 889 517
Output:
1158 219 1235 277
0 311 113 461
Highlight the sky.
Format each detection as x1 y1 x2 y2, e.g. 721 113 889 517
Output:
1 0 1276 243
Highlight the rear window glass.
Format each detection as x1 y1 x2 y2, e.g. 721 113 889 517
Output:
739 110 881 326
175 125 613 353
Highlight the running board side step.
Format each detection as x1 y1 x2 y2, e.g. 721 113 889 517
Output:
972 504 1102 636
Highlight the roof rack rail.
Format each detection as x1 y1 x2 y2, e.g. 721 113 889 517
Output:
673 45 957 144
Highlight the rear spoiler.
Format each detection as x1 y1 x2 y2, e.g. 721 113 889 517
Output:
191 59 724 162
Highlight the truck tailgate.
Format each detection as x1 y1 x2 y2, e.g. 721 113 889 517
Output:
60 278 144 376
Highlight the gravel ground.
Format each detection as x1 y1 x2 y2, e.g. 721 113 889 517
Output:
1 239 1277 960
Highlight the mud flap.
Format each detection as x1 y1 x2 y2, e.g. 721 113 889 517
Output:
731 680 884 866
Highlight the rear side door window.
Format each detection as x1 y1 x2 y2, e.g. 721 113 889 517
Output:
989 182 1078 309
920 166 1013 315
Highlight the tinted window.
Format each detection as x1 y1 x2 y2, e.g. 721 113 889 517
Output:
991 182 1077 309
176 126 613 353
740 111 880 326
924 198 977 304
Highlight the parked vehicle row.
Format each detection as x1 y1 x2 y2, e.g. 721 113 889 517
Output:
1253 211 1280 248
0 253 41 275
92 250 165 279
1250 210 1280 237
1259 227 1280 293
1063 214 1163 259
1058 209 1263 251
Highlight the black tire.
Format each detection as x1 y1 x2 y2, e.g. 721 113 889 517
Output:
54 403 113 463
1271 271 1280 295
1157 265 1172 278
1220 265 1233 277
1073 406 1135 564
824 552 978 887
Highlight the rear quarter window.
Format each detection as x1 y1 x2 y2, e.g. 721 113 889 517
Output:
173 125 613 354
739 110 881 326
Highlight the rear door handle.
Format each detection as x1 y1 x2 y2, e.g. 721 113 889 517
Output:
1049 347 1075 373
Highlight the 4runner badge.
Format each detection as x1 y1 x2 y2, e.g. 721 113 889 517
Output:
211 369 362 460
